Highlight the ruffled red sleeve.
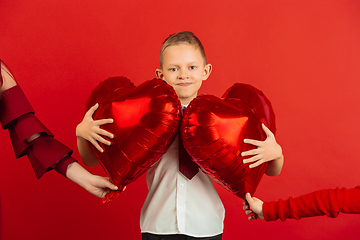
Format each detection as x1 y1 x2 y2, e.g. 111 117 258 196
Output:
27 135 75 178
1 85 76 178
7 113 52 158
0 85 34 129
7 113 76 178
263 186 360 221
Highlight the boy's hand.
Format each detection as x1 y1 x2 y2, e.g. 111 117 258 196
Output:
76 103 114 152
241 124 282 169
243 193 264 220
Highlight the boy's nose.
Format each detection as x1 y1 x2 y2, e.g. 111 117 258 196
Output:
177 75 189 80
177 70 189 80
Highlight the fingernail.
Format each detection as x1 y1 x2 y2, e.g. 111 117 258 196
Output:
243 160 247 164
110 134 114 138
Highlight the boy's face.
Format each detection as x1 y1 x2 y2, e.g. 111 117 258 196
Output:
156 43 212 105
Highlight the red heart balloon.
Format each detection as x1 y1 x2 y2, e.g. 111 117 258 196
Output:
222 83 276 134
182 83 275 199
86 77 181 203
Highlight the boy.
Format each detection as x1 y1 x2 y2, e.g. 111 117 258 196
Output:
76 31 284 239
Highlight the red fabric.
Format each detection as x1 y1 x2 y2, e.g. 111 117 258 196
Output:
27 135 74 179
178 106 198 180
178 133 198 180
0 84 52 157
0 194 2 240
0 84 75 178
8 113 52 158
55 155 77 177
0 85 34 129
263 186 360 221
7 113 75 178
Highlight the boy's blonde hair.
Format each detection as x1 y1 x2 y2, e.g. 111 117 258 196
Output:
159 31 207 68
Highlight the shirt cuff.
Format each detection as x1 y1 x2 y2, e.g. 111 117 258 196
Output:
55 155 77 178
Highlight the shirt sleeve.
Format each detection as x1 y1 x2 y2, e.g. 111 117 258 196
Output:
263 186 360 221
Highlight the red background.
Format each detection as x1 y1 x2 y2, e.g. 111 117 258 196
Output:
1 0 360 239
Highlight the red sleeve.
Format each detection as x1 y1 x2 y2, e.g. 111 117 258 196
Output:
7 113 76 179
0 85 34 129
27 135 76 179
0 85 52 157
1 85 76 178
263 186 360 221
55 155 77 177
8 113 52 158
0 193 2 240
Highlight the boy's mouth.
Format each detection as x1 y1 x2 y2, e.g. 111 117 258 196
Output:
177 82 192 86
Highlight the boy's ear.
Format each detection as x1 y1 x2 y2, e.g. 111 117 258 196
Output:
202 64 212 81
155 69 163 79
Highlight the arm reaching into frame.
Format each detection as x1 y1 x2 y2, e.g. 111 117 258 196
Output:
243 186 360 221
66 161 119 198
1 60 120 198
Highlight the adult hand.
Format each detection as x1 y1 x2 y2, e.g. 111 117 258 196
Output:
66 162 123 198
243 193 264 220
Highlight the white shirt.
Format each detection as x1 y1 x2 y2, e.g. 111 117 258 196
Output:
140 135 225 237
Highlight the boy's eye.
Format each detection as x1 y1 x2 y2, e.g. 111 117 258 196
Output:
189 66 197 70
169 68 177 72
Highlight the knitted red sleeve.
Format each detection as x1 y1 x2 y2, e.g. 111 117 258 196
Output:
263 186 360 221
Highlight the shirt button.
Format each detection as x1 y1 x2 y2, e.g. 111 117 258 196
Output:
180 184 184 187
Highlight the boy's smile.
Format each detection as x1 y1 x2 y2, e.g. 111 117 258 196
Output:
156 43 212 105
